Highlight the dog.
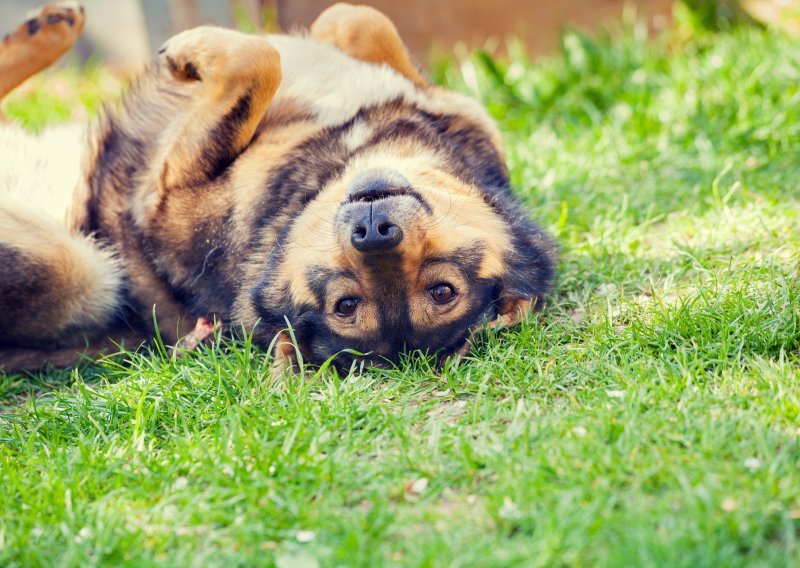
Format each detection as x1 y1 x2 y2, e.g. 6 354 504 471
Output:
0 3 556 376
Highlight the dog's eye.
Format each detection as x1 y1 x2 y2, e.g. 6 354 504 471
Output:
429 284 455 304
335 298 360 316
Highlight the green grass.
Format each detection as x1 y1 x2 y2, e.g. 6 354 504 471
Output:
2 8 800 566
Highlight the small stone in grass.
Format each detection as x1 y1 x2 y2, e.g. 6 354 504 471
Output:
498 496 520 520
595 284 618 297
296 530 315 543
404 477 429 501
744 457 762 470
410 477 429 495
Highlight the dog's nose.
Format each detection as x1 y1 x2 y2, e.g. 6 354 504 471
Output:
350 205 403 252
345 169 411 253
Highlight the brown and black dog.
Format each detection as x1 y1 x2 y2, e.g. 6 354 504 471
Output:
0 3 556 375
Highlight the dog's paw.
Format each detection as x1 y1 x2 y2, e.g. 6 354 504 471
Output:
158 26 240 82
158 26 280 85
3 2 85 54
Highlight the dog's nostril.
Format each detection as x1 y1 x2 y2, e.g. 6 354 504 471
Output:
353 225 368 240
376 221 395 237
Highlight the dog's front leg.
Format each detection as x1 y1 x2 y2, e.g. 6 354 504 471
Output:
153 27 281 192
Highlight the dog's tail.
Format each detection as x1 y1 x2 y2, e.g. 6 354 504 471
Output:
0 2 85 103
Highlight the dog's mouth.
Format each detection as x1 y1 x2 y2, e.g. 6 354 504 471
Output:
347 187 432 214
348 185 409 202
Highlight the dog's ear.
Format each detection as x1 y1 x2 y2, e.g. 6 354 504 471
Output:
491 213 557 328
489 296 535 329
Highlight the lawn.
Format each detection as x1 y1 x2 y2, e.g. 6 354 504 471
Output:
2 6 799 567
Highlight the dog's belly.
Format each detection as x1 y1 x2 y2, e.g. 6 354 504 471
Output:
266 34 417 128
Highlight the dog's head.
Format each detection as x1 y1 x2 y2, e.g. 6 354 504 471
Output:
243 100 556 373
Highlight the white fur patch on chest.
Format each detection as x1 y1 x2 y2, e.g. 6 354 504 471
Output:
267 34 418 128
264 34 504 158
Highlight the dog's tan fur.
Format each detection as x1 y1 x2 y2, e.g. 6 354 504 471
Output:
0 3 556 374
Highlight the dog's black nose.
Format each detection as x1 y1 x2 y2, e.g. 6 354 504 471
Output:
345 169 411 253
350 206 403 252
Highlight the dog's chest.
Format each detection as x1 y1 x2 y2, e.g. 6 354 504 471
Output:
265 34 417 129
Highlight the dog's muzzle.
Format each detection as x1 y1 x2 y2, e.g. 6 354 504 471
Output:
338 168 429 254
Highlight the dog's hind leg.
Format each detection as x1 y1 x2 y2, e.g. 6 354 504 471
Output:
151 27 282 192
310 3 428 87
0 3 85 102
0 198 124 350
